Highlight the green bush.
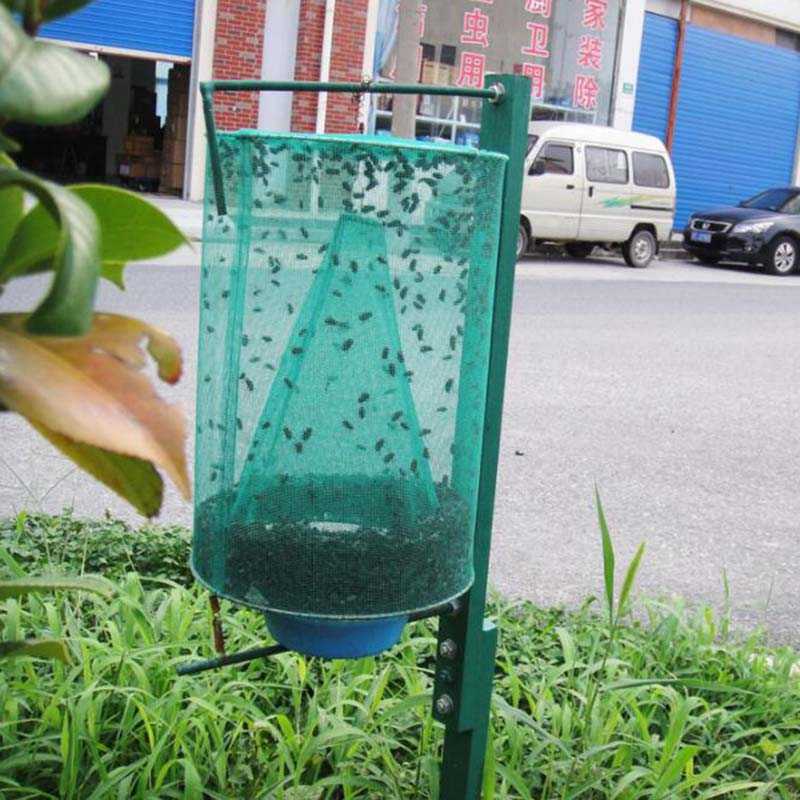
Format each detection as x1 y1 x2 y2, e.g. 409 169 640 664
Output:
0 511 192 585
0 513 799 798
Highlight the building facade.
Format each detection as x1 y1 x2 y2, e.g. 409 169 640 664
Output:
193 0 800 221
632 0 800 227
28 0 196 193
30 0 800 225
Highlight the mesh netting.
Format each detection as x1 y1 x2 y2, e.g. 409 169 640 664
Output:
192 131 506 619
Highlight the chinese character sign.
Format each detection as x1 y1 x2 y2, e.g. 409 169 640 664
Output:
582 0 609 31
457 51 487 88
373 0 622 126
573 0 609 110
461 8 491 48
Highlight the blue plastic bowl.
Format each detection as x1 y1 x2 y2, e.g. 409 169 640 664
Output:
264 612 407 659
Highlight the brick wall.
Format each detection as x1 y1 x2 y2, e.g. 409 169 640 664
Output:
291 0 326 131
212 0 268 130
290 0 368 132
211 0 368 133
325 0 369 133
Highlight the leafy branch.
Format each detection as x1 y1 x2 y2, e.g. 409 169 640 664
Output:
0 0 191 663
0 1 190 516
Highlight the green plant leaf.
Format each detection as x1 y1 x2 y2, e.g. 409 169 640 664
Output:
0 184 188 288
0 638 70 663
30 421 165 517
76 185 188 282
595 486 615 626
0 312 190 512
0 152 22 263
0 5 109 125
605 677 753 695
42 0 95 21
0 168 99 335
617 542 645 620
0 575 112 599
654 745 699 798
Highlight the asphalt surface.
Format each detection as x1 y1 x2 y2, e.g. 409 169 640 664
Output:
2 251 799 641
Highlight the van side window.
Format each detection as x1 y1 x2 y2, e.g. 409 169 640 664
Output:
633 152 670 188
585 146 629 184
532 143 574 175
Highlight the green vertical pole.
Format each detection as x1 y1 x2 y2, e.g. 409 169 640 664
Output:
435 73 531 800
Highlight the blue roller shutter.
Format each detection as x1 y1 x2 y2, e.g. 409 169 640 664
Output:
40 0 196 59
673 25 800 227
632 13 678 142
635 12 800 229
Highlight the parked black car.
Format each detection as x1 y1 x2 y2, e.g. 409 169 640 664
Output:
684 187 800 275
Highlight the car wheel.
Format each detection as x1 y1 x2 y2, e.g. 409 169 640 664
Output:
623 229 656 268
696 253 720 265
565 242 595 259
765 235 798 276
517 222 529 260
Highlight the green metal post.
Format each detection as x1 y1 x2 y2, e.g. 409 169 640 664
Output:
435 73 531 800
200 85 227 216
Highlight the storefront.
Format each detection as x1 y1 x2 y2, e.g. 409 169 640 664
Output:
633 3 800 228
11 0 196 195
370 0 626 142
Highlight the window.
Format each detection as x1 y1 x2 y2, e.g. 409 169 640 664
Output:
743 188 798 212
586 146 628 184
633 152 670 188
532 143 574 175
440 45 456 66
781 193 800 215
526 134 539 156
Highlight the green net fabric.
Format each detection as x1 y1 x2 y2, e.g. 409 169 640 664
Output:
192 131 506 619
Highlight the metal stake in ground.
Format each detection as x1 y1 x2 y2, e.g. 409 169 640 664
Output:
434 73 531 800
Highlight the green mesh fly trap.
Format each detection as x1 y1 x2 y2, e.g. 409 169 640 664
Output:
192 131 507 620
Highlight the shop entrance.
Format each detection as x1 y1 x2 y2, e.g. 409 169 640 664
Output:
9 54 190 195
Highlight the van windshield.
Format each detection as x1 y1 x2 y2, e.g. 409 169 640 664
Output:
526 135 539 156
741 188 798 212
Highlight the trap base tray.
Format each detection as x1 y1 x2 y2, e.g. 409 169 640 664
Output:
264 612 407 658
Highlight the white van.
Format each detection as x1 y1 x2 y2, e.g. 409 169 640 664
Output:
519 122 676 268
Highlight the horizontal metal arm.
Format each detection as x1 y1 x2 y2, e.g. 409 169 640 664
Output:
200 79 504 102
176 642 288 675
199 78 505 216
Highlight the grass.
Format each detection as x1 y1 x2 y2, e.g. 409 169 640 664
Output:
0 509 799 799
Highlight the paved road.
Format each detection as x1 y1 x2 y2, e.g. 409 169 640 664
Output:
3 252 799 641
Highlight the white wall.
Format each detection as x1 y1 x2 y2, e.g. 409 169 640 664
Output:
696 0 800 33
102 57 131 177
185 0 218 201
646 0 800 31
612 0 647 130
258 0 302 132
646 0 680 18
